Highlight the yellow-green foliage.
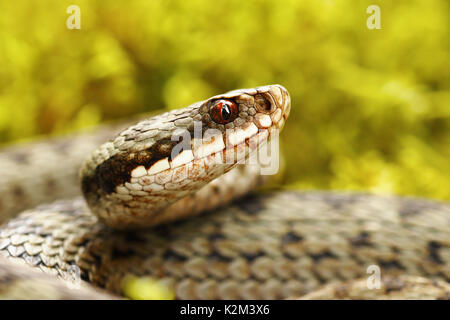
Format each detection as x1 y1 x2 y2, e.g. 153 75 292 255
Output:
0 0 449 200
121 275 174 300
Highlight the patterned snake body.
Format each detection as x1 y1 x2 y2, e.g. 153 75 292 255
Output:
0 85 449 299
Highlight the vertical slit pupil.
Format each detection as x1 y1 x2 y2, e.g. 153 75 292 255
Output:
222 104 231 120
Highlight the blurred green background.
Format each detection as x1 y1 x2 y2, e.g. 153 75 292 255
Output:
0 0 449 200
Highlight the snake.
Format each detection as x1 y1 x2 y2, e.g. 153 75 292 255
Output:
0 85 449 300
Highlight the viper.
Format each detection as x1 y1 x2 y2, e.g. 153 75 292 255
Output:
0 85 448 299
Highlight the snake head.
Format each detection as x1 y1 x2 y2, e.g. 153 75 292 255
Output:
80 85 291 229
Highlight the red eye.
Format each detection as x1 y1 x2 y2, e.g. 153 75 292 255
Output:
210 99 238 124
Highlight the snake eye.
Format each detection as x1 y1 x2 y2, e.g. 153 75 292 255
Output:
210 99 238 124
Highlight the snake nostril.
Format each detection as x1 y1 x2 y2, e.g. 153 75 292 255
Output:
254 93 275 114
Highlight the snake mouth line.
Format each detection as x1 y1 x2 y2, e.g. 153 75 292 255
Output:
115 125 278 200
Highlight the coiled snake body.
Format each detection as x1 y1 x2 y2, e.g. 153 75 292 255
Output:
0 85 449 299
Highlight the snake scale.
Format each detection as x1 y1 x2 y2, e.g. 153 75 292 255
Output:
0 85 449 300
